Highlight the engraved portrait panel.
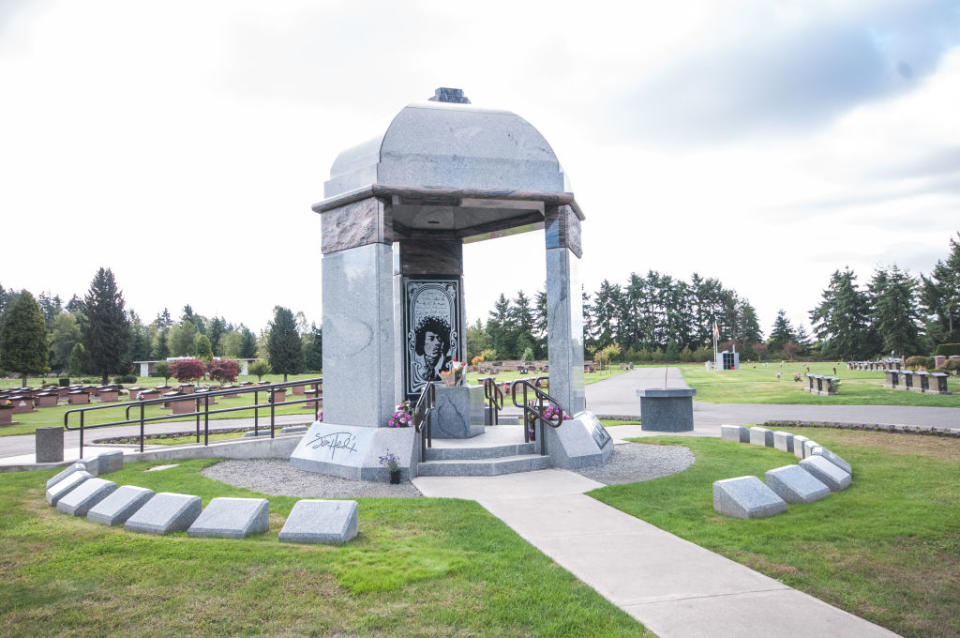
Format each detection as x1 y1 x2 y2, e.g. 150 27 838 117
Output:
404 276 461 398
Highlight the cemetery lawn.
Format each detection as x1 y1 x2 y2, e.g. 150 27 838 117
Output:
0 460 651 637
590 429 960 638
680 361 960 406
465 366 629 387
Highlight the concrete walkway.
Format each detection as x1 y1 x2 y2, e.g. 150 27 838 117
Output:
413 469 898 638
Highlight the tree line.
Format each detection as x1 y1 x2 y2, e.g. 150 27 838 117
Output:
0 268 322 385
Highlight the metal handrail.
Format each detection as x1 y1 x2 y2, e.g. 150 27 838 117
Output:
63 377 322 457
412 382 437 460
479 377 503 425
510 378 564 455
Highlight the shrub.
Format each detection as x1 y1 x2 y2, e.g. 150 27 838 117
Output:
113 374 137 384
934 343 960 357
905 355 935 370
152 361 171 384
207 359 240 383
168 358 206 382
943 359 960 376
248 360 271 381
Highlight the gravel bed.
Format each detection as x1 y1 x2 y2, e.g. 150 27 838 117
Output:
573 442 694 485
201 459 422 498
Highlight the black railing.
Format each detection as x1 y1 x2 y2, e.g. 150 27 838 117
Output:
412 382 437 460
63 378 322 458
510 378 564 455
480 377 504 425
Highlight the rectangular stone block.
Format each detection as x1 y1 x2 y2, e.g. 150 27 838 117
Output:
765 465 830 504
792 435 810 459
749 427 774 447
432 385 485 438
188 497 269 539
125 492 202 535
35 426 64 463
637 388 696 432
87 485 155 526
773 431 794 454
279 499 358 545
720 425 748 443
802 439 819 458
810 446 852 476
800 455 851 491
45 470 92 506
56 478 117 516
713 476 787 519
46 462 86 489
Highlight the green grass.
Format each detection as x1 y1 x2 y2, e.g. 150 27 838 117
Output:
679 361 960 406
465 366 629 387
0 459 650 637
0 376 320 437
590 430 960 638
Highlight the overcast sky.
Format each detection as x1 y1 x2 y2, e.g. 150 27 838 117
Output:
2 0 959 337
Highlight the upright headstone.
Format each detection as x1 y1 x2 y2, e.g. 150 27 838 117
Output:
749 427 774 447
773 431 794 454
721 424 748 443
793 435 810 459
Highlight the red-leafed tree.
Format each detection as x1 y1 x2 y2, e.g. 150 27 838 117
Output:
207 359 240 383
169 358 206 382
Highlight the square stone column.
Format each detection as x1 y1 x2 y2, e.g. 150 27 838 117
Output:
321 198 396 427
545 205 585 415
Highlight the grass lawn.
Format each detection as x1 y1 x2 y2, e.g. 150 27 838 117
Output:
590 429 960 638
465 366 629 388
0 459 651 637
679 361 960 406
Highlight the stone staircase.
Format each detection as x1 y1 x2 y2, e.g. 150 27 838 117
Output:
416 426 551 477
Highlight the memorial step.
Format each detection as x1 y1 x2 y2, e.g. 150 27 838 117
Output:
423 442 536 461
417 453 551 477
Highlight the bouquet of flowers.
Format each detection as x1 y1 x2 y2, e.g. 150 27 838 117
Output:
388 401 413 427
439 359 465 387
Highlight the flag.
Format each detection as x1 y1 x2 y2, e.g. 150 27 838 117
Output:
713 322 720 340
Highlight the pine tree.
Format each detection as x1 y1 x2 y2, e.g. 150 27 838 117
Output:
152 330 170 360
0 290 48 386
267 306 303 381
486 294 512 359
767 309 798 353
48 312 81 374
303 323 323 371
510 291 536 360
920 232 960 344
239 325 258 359
80 268 130 384
870 266 923 357
208 316 228 356
169 320 197 356
194 333 214 361
809 268 874 359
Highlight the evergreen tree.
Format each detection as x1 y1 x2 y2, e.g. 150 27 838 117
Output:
870 266 923 357
79 268 130 384
169 320 197 356
533 289 548 359
37 292 62 324
510 291 536 360
920 232 960 344
466 319 492 362
486 294 512 359
303 323 323 371
126 312 153 363
809 268 874 359
591 280 622 349
267 306 303 381
48 312 81 374
152 330 170 360
65 294 84 314
68 342 87 376
0 290 48 385
194 333 214 361
238 325 258 358
767 309 798 353
154 308 173 330
208 316 228 356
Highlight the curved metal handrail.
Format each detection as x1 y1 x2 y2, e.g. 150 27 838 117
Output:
510 378 565 454
412 382 437 459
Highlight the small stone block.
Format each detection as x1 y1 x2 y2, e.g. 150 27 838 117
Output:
720 425 747 443
802 439 819 458
35 426 64 463
773 431 794 453
280 425 309 434
765 465 830 504
279 499 358 545
94 450 124 475
793 435 809 458
46 462 86 489
713 476 787 519
800 455 851 492
56 478 117 516
749 427 774 447
188 497 269 539
45 470 92 506
87 486 155 526
124 492 203 535
810 446 852 475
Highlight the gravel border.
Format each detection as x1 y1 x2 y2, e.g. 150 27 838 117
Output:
573 442 694 485
201 459 422 498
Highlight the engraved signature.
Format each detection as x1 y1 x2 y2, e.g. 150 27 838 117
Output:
306 431 359 458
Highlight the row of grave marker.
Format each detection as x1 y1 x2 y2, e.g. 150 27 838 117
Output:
714 425 853 519
883 370 950 394
43 453 357 544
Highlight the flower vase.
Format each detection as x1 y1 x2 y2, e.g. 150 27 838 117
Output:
389 469 401 484
439 370 458 387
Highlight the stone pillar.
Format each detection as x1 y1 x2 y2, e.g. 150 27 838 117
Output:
240 360 250 376
545 205 585 415
139 362 150 377
321 197 395 427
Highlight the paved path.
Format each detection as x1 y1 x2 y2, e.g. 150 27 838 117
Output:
587 367 960 433
413 470 897 638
